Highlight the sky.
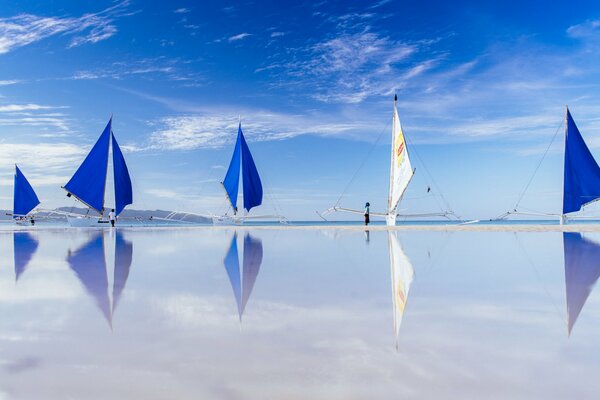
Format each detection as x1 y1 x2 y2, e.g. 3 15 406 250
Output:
1 0 600 220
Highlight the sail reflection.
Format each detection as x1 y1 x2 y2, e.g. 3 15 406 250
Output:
388 232 414 349
223 232 263 321
67 231 133 328
13 232 39 282
563 232 600 335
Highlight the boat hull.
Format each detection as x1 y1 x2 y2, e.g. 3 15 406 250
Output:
67 215 112 227
212 215 243 225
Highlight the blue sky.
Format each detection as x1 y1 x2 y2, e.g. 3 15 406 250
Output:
1 0 600 219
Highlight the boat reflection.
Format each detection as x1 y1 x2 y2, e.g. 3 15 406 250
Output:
388 232 414 349
563 232 600 336
223 232 263 321
13 232 39 282
67 231 133 328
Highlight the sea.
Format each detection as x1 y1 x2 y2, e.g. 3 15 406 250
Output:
0 224 599 399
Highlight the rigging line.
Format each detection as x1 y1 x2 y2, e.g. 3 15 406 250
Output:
512 232 563 322
402 134 454 215
513 118 564 210
333 118 392 208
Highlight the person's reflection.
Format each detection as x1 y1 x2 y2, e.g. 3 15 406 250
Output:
223 232 263 321
364 230 370 244
388 231 414 350
563 232 600 336
67 231 133 329
13 232 39 282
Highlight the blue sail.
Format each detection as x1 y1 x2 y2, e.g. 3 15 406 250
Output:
13 232 39 282
13 165 40 217
563 232 600 335
112 134 133 215
64 119 111 213
240 127 263 212
223 233 242 316
563 109 600 214
222 126 242 211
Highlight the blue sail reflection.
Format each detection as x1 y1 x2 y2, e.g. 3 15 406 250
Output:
13 232 39 282
564 232 600 336
223 232 263 321
67 231 133 328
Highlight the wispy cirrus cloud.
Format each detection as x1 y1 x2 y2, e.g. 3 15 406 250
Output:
0 143 84 172
0 103 70 131
149 110 375 150
0 79 21 86
258 28 432 103
0 1 131 55
228 32 252 42
567 19 600 39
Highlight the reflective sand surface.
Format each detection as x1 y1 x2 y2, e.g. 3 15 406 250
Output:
1 228 600 399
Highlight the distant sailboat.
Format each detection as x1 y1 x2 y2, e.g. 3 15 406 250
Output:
13 232 39 282
214 122 285 225
499 107 600 224
563 232 600 336
561 108 600 224
223 232 263 320
388 231 414 349
67 231 133 328
63 117 133 227
322 95 455 225
13 165 40 225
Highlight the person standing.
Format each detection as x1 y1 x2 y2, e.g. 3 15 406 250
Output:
108 209 116 227
364 202 370 226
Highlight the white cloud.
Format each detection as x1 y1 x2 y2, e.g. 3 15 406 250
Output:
270 31 285 38
262 30 422 103
0 1 130 54
0 104 54 112
150 110 374 150
173 8 190 14
567 19 600 39
0 79 20 86
228 32 252 42
0 143 85 171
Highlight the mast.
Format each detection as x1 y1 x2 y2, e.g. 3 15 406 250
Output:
388 94 397 213
101 116 113 215
561 106 568 225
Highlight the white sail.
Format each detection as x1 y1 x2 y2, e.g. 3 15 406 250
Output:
387 99 414 225
388 231 414 349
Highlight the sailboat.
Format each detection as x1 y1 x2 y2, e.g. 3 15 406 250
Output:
388 231 414 349
223 232 263 321
563 232 600 336
499 107 600 224
322 95 455 226
62 117 133 227
13 165 40 225
67 230 133 328
214 122 285 225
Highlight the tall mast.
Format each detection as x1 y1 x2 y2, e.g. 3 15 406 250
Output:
101 116 113 215
388 94 397 213
561 106 568 224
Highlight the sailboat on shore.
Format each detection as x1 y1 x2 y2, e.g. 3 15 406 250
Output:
213 122 286 225
322 95 456 225
12 165 40 225
499 107 600 224
62 117 133 227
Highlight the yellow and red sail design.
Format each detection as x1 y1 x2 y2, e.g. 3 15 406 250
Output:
388 231 414 349
388 102 413 214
